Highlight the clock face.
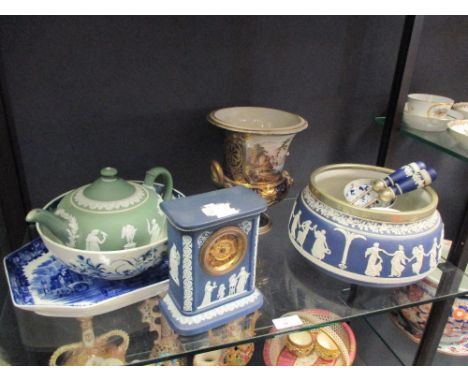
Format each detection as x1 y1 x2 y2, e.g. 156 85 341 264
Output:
200 226 247 276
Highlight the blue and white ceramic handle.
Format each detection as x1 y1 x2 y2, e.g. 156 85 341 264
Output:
373 161 427 192
391 167 437 196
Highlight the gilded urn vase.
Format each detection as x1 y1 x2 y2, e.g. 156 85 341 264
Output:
208 106 308 233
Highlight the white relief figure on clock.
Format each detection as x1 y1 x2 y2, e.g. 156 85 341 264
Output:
217 283 226 300
147 218 161 242
169 243 180 286
364 243 385 277
86 229 108 251
290 209 302 239
228 273 238 296
236 267 250 294
121 224 137 249
198 281 217 308
309 225 330 260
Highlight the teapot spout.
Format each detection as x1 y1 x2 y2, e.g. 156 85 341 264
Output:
26 209 71 245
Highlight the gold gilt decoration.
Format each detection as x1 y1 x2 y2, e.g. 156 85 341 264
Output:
210 160 293 207
224 133 246 181
200 226 247 276
139 296 186 366
49 317 129 366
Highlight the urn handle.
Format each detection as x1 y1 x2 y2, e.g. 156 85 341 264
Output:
144 167 173 201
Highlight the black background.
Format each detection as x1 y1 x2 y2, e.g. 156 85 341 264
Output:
0 15 467 248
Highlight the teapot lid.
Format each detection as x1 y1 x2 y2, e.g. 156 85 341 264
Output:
71 167 149 212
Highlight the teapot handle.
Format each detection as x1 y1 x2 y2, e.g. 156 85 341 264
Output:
144 167 173 201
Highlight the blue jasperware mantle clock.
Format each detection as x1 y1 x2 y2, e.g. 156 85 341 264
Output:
159 186 267 336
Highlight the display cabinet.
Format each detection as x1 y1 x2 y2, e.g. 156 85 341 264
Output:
0 15 467 366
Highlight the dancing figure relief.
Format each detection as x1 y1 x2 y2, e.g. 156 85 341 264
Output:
364 243 385 277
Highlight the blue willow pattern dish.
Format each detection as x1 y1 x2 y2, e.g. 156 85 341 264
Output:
3 238 169 317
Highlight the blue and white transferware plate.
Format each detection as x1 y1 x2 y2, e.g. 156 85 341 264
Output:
3 238 169 318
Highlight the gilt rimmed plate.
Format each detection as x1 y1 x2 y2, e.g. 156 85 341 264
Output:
3 238 169 318
391 312 468 357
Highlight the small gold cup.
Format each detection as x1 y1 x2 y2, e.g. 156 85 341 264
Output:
285 331 316 357
315 331 341 361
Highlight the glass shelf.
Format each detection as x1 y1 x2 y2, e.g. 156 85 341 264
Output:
375 116 468 162
0 198 467 365
349 318 404 365
364 313 468 366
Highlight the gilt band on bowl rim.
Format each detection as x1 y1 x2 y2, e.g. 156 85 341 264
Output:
308 163 439 223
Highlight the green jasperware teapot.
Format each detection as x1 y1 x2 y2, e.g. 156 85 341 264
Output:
26 166 173 251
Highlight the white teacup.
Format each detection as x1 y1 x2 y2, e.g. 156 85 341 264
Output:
406 93 454 118
453 102 468 119
448 120 468 150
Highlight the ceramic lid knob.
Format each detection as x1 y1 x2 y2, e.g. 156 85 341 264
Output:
100 167 118 179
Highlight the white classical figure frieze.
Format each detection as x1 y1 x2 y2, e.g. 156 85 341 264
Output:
198 281 218 308
296 220 312 246
54 209 80 248
428 237 442 269
164 290 262 326
121 224 137 249
217 283 226 300
197 267 250 309
290 208 302 239
387 245 409 277
411 245 427 275
147 218 161 242
290 201 443 280
309 225 331 260
169 243 180 286
73 182 147 211
291 212 332 262
334 228 366 270
236 267 250 293
229 273 237 296
364 243 385 277
182 235 193 312
85 229 108 251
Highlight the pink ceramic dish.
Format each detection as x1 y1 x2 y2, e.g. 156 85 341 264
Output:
263 309 357 366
